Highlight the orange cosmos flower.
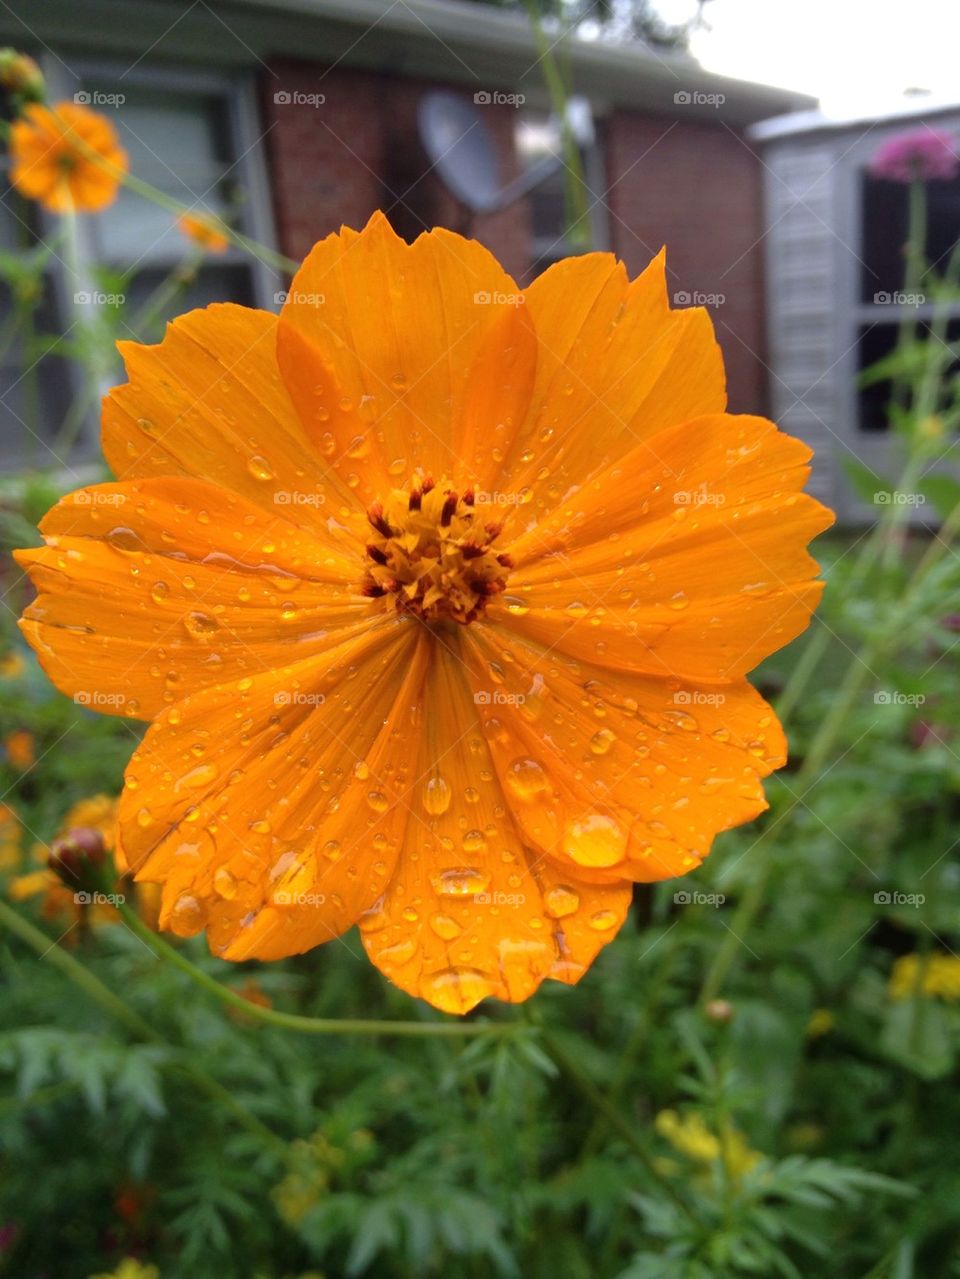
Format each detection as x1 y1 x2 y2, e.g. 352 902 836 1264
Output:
178 211 230 255
9 100 128 213
15 212 832 1013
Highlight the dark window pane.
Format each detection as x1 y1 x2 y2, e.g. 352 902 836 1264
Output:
857 317 960 431
861 170 960 302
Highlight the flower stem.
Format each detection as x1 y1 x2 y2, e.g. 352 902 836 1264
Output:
114 901 514 1038
538 1026 702 1227
0 897 286 1151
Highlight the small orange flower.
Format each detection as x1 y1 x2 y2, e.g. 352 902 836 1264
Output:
4 729 34 770
16 213 832 1012
178 211 229 255
9 100 128 213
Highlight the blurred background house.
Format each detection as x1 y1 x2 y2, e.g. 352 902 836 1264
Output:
15 0 958 525
754 101 960 519
0 0 814 470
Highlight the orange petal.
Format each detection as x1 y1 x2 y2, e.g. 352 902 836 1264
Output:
461 623 786 882
16 477 373 719
493 251 725 523
360 636 631 1012
494 414 833 680
276 211 536 505
102 303 364 539
116 622 425 959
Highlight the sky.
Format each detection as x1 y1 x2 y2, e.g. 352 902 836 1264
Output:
653 0 960 117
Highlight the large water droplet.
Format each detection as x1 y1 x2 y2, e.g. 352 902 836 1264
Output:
169 892 206 937
423 775 451 816
562 813 627 868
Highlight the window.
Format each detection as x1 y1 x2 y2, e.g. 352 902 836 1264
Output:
856 165 960 431
515 107 607 277
0 61 280 471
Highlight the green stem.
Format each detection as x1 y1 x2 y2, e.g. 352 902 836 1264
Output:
44 103 298 275
538 1026 701 1228
115 901 514 1038
0 898 284 1152
0 897 154 1037
521 0 592 249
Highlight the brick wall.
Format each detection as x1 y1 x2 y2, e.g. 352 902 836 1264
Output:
261 61 530 281
604 112 768 413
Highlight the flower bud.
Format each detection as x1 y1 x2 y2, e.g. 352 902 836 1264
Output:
704 998 734 1023
48 826 107 888
0 49 45 101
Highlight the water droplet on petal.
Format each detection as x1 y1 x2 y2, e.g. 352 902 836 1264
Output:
545 885 580 918
169 892 206 937
423 775 451 815
562 813 627 868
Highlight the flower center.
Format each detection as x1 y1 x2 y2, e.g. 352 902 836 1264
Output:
362 475 512 625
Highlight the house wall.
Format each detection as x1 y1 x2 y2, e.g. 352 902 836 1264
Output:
604 111 768 415
260 60 530 280
261 61 771 416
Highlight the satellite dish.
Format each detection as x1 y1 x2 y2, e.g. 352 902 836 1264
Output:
418 90 594 216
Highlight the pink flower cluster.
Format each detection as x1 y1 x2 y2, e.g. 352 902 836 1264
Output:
869 128 960 183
